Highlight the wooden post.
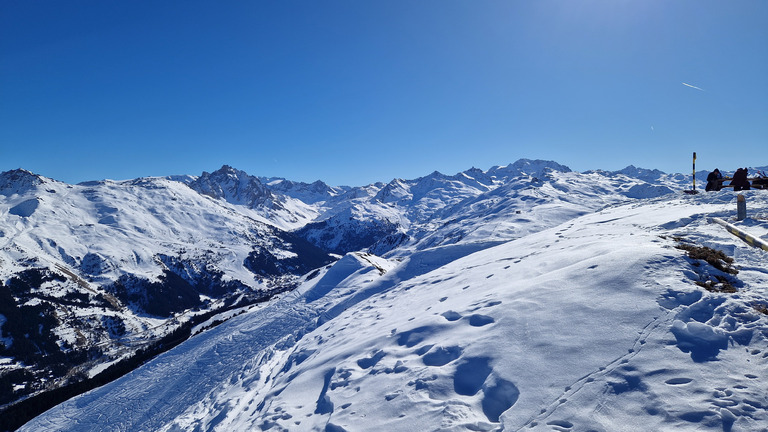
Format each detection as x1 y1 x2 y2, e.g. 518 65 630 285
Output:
737 194 746 221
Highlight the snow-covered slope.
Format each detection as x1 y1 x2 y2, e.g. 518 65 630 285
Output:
0 169 330 304
21 189 768 431
0 169 333 412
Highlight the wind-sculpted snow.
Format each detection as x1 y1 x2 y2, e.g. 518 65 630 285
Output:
22 191 768 431
8 198 40 217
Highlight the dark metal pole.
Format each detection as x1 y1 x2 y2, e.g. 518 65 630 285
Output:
692 152 697 192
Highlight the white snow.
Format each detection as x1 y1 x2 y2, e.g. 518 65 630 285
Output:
0 176 273 287
20 189 768 431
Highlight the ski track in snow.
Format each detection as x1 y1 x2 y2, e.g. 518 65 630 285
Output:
8 169 768 431
25 298 320 431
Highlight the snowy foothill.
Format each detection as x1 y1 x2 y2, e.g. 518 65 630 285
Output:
20 188 768 431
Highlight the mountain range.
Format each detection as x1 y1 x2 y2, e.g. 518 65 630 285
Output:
1 160 767 431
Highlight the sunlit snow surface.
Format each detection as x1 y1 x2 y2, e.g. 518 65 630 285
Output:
22 192 768 432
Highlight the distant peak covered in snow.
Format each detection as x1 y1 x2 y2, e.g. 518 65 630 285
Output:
262 177 347 205
189 165 275 207
182 165 324 230
607 165 668 183
374 178 412 203
488 159 572 181
0 168 49 195
618 164 665 177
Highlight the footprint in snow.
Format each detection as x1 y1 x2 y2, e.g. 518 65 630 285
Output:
396 326 436 348
422 345 463 366
453 356 522 423
468 299 501 311
454 357 492 396
677 411 716 423
482 377 520 422
467 314 495 327
441 311 462 321
384 360 408 374
356 350 386 369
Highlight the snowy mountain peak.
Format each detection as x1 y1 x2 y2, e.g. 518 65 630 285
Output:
183 166 324 231
488 159 572 181
189 165 275 208
426 170 447 179
0 168 48 195
615 165 667 182
374 178 412 203
261 177 345 205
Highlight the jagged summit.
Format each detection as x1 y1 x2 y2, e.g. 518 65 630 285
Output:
261 176 346 205
488 159 572 180
0 168 48 194
183 165 320 230
2 159 687 195
189 165 275 207
611 165 667 182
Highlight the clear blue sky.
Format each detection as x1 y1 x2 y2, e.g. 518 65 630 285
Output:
2 1 766 186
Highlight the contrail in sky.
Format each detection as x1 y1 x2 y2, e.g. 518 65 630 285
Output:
682 82 705 92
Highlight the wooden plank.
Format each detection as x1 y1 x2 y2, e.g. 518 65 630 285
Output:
713 178 768 190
